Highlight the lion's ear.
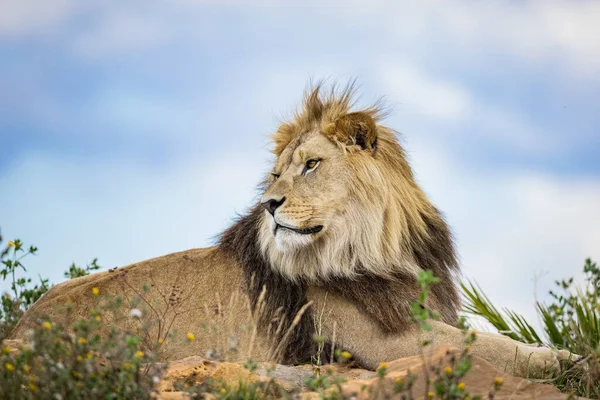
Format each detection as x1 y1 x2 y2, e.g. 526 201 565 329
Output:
322 112 377 151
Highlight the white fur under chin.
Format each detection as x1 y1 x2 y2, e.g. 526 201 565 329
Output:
270 220 315 252
258 210 421 282
274 229 315 252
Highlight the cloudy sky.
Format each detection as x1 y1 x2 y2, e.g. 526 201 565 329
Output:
1 1 599 334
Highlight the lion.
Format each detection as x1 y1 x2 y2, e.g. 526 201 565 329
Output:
11 83 575 378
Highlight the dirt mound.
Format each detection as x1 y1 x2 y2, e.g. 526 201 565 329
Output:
158 346 580 399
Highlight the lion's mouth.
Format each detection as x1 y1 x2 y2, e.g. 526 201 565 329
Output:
275 223 323 235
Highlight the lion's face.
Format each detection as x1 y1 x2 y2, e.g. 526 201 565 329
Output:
258 107 392 281
256 85 447 282
260 132 352 252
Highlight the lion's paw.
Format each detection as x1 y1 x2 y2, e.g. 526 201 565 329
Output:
519 347 586 378
556 349 581 362
516 346 562 378
556 349 588 373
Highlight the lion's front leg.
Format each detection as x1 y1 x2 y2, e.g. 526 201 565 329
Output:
427 321 576 378
310 288 572 379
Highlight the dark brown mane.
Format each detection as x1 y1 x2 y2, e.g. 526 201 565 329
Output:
220 203 460 365
219 206 316 364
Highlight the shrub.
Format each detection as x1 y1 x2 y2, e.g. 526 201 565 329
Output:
1 234 165 399
1 237 47 341
0 289 163 399
463 258 600 397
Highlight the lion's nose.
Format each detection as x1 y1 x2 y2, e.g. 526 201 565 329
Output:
261 197 286 216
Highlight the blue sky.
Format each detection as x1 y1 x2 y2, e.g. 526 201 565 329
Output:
1 1 599 333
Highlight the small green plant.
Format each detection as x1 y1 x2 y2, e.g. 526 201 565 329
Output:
410 270 441 332
1 237 47 341
64 258 101 279
404 271 498 400
1 234 104 341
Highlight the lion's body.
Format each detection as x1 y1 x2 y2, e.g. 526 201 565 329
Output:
11 84 574 377
12 247 273 362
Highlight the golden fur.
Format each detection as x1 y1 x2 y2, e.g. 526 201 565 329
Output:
9 83 576 378
260 83 456 283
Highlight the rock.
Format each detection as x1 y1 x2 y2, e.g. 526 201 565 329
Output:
158 356 252 392
157 346 584 399
338 346 576 400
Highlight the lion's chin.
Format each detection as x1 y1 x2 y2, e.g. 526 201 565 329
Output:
273 227 319 252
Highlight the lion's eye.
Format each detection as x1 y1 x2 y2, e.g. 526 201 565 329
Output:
305 159 320 170
271 173 280 180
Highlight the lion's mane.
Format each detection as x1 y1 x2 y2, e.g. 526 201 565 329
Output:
220 84 460 365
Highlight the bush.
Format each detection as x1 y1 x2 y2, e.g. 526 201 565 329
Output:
463 258 600 397
0 290 163 399
1 234 166 399
1 238 47 341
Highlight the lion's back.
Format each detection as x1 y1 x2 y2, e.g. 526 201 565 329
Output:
10 246 261 360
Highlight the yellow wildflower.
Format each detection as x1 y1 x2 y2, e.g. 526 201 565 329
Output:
2 347 10 354
123 363 133 371
87 352 93 359
43 321 51 330
186 332 195 341
465 344 471 352
395 377 404 384
457 382 465 390
427 392 434 398
555 307 561 314
494 377 504 385
444 366 453 374
77 355 83 362
158 338 164 345
28 383 37 392
95 315 101 321
378 362 388 370
92 287 100 296
78 337 87 345
23 364 31 373
135 351 144 358
8 241 15 248
220 388 227 393
5 363 15 372
341 351 352 359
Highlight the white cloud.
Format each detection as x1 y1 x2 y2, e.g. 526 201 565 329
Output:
0 0 78 37
2 1 599 78
379 61 472 120
377 58 568 155
379 1 600 77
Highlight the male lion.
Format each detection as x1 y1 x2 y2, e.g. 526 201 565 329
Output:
12 84 574 378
